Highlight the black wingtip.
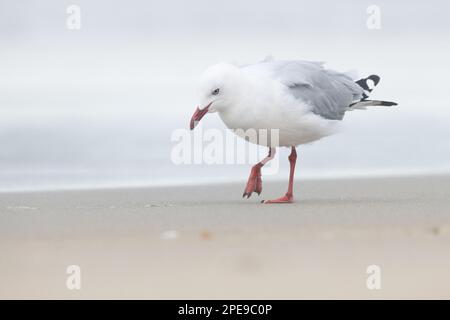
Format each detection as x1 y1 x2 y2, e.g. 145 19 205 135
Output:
367 74 381 86
380 101 398 106
356 74 381 91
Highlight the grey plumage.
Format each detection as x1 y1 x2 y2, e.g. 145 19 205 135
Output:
246 59 394 121
274 60 363 120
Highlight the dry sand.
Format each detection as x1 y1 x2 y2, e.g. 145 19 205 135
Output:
1 175 450 299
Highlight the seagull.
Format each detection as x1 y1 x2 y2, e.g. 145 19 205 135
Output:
189 58 397 204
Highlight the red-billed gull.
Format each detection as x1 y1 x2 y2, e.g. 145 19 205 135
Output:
190 58 397 203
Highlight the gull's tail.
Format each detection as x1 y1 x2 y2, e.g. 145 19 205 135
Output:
349 99 397 109
350 74 397 109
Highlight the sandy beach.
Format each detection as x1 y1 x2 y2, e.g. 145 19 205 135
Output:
1 175 450 299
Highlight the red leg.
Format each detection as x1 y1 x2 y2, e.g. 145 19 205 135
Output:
243 148 276 198
263 146 297 204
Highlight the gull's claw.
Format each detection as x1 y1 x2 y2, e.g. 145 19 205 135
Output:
243 164 263 199
262 194 294 204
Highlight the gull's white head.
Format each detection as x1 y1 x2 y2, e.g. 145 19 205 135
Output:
190 63 243 130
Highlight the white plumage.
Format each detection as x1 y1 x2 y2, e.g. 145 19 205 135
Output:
195 58 367 146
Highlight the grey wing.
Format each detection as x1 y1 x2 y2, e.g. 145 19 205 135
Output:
272 61 364 120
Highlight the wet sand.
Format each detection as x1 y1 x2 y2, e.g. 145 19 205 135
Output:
1 175 450 299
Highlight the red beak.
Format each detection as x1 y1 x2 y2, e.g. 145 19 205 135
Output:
189 103 211 130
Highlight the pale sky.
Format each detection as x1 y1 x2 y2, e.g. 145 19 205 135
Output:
1 0 449 190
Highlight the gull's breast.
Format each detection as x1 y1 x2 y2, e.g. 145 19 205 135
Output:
218 102 335 147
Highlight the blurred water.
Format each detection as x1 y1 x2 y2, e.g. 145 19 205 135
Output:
0 93 449 192
1 0 449 191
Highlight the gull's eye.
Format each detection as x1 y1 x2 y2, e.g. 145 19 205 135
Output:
212 88 220 95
